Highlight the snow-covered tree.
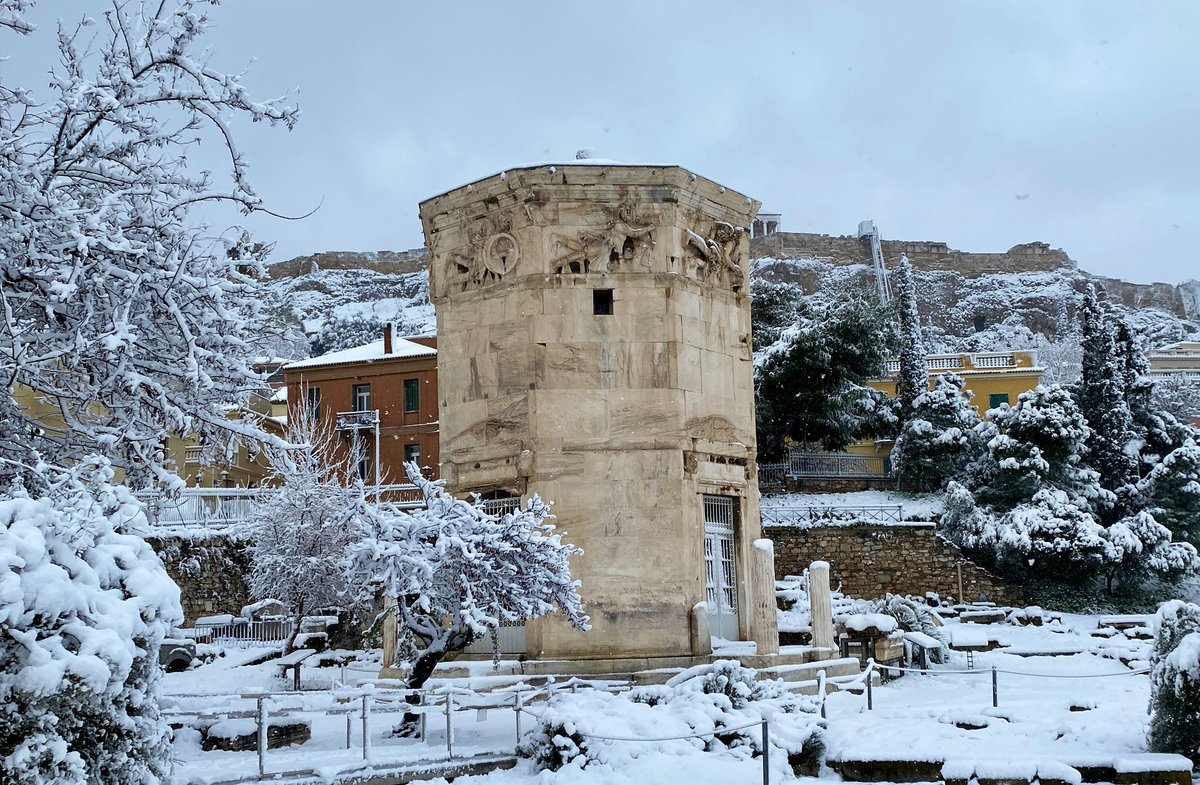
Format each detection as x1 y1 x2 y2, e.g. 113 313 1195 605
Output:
309 314 386 357
1148 600 1200 760
242 397 364 653
750 279 805 351
0 459 182 785
1153 376 1200 425
993 489 1109 582
1101 510 1199 594
970 384 1105 513
894 255 927 419
0 0 298 486
754 297 896 460
891 372 985 492
1140 439 1200 546
343 463 588 729
1075 286 1137 516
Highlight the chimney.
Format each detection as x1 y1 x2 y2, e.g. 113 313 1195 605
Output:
383 322 393 354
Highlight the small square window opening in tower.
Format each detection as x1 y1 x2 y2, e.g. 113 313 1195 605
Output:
593 289 614 315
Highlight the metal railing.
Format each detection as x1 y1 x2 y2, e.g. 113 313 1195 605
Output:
136 484 424 530
758 463 788 488
336 409 380 430
788 451 891 478
193 618 294 646
761 505 904 527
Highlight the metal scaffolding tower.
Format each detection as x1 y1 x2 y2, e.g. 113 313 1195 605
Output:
857 220 892 304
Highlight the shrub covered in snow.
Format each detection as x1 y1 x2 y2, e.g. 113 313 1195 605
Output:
863 596 948 662
1148 601 1200 761
0 463 182 784
518 661 823 776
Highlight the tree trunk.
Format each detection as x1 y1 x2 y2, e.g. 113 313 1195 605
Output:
391 629 476 737
283 601 306 655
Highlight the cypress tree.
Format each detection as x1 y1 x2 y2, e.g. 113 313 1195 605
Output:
894 255 927 420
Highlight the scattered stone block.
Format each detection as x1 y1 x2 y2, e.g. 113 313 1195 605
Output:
832 756 943 783
200 718 312 752
961 609 1007 625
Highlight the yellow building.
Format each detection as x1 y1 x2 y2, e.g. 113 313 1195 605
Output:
848 349 1044 459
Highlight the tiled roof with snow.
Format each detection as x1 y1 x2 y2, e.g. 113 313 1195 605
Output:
284 337 436 371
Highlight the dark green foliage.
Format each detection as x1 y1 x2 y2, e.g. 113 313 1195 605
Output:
1141 439 1200 546
971 384 1102 513
891 373 985 492
894 256 927 420
309 313 384 357
1075 285 1137 520
755 298 896 461
751 280 806 351
1148 601 1200 761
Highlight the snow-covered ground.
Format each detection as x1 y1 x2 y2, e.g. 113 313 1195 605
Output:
164 610 1177 784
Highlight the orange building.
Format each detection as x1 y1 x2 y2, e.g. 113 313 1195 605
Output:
282 326 440 483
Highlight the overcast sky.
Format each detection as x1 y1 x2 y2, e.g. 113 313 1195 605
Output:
7 2 1200 284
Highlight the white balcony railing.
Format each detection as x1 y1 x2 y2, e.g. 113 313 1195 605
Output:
970 352 1017 369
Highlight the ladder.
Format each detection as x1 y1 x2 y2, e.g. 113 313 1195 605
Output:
856 220 892 304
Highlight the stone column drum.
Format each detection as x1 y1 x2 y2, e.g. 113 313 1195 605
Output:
419 163 773 660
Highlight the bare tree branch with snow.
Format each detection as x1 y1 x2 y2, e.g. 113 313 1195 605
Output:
0 0 299 487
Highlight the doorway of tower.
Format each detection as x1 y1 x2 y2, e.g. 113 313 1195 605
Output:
703 494 739 640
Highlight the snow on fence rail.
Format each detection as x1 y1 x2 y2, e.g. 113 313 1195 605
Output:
760 505 904 527
135 484 424 529
788 451 891 478
192 617 294 646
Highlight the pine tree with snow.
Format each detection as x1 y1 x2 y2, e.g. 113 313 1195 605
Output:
1101 510 1199 594
0 460 182 785
891 372 985 492
1148 601 1200 761
1140 439 1200 546
242 396 364 653
1075 286 1138 518
971 384 1105 513
343 463 588 731
755 297 896 459
894 255 927 419
993 490 1109 582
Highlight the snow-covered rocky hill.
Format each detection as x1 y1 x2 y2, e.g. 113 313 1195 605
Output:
261 238 1200 361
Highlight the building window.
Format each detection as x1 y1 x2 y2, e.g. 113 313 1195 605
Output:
357 451 371 482
404 443 421 464
593 289 613 315
306 387 321 421
404 378 420 413
988 393 1010 410
352 383 372 412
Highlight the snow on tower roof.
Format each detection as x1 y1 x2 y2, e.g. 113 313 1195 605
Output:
284 336 436 371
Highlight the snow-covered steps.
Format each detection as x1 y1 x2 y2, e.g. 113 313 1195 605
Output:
828 752 1193 785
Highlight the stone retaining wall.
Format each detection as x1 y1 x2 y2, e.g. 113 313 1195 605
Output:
766 522 1024 606
148 535 251 625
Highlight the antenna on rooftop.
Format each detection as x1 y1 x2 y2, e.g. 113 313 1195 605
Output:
857 220 893 304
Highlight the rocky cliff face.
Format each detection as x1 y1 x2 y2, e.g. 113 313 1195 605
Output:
261 235 1200 360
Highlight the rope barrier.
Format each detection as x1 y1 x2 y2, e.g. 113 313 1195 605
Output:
877 661 1148 678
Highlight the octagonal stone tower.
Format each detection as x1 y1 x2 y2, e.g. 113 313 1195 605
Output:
419 162 777 661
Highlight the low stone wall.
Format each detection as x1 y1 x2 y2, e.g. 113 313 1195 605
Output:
766 522 1024 606
147 535 251 625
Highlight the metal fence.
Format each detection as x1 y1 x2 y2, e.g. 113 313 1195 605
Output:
136 484 424 530
193 618 294 646
758 463 788 488
760 505 904 527
788 451 891 478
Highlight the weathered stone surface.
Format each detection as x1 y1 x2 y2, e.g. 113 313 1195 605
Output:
201 720 311 752
148 535 250 625
421 164 773 660
767 523 1023 606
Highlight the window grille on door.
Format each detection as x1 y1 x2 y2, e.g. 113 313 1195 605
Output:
703 495 738 639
